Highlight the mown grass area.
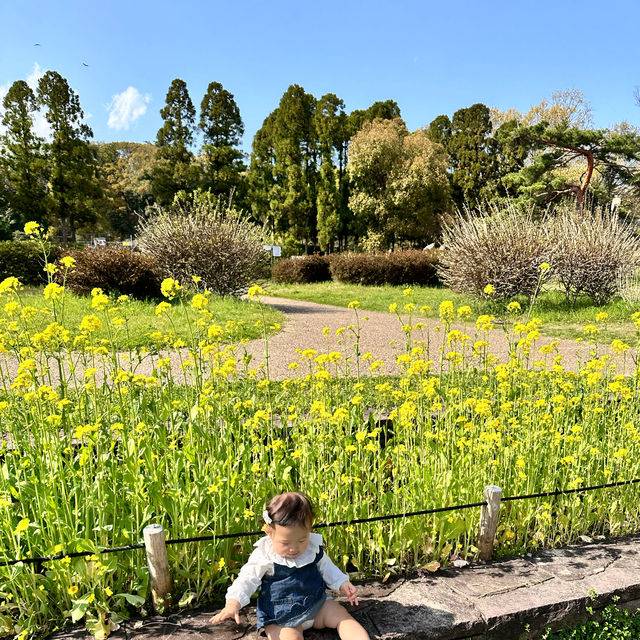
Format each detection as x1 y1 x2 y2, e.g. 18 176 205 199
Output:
267 282 640 343
11 287 285 350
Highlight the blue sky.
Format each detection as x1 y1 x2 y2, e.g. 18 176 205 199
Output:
2 0 639 152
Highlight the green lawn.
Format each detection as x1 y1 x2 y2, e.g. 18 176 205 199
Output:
266 281 640 343
8 287 285 350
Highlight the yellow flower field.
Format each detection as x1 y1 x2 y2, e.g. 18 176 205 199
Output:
1 228 640 637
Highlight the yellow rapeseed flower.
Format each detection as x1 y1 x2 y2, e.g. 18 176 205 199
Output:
247 284 266 300
24 221 41 237
439 300 454 322
43 283 64 300
161 277 182 300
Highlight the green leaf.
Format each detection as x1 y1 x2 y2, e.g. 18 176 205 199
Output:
70 600 89 623
116 593 146 607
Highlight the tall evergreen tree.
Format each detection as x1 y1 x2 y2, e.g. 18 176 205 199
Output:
0 80 48 228
348 100 401 137
447 103 496 208
314 93 348 251
37 71 99 242
152 78 200 205
249 85 317 250
199 81 246 201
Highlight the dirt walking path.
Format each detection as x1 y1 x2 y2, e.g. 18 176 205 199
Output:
237 296 623 379
0 297 629 385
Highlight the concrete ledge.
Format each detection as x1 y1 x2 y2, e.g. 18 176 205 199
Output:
51 534 640 640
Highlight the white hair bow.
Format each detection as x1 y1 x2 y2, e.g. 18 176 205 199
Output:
262 509 272 524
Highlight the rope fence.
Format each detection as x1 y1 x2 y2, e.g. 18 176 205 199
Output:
3 476 640 582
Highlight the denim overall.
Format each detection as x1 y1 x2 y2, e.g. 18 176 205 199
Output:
257 548 326 629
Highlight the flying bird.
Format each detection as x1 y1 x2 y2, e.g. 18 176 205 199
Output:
34 43 41 46
82 62 89 67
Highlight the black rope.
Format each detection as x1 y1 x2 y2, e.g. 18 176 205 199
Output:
502 477 640 502
4 476 640 568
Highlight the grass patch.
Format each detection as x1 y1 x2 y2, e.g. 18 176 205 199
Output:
12 287 285 350
267 282 640 343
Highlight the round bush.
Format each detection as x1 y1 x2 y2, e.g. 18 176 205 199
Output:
437 204 550 299
58 247 161 299
137 192 268 296
0 241 62 286
549 207 640 306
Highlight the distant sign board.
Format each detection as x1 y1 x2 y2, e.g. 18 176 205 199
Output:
263 245 282 257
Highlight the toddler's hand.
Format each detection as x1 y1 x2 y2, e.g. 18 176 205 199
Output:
210 599 242 625
339 580 359 606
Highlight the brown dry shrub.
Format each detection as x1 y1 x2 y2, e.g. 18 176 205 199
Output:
549 208 640 306
136 192 268 296
58 247 161 298
437 204 550 299
329 250 441 286
271 255 331 284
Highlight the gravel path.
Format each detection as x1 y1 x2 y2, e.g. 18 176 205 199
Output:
238 296 625 378
0 297 629 385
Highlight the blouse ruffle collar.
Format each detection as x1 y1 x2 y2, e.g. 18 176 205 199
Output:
254 532 323 568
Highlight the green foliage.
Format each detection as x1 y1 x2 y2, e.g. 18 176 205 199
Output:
438 203 550 299
248 88 400 251
271 255 331 284
151 78 201 205
328 249 441 286
137 190 268 296
94 142 157 237
37 71 99 241
503 122 640 210
537 601 640 639
0 240 61 284
348 118 451 245
58 247 162 299
348 99 401 138
199 81 246 201
0 80 48 228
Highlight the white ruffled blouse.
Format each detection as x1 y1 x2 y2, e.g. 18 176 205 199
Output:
225 532 349 607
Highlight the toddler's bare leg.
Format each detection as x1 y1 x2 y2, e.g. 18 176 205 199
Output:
264 625 304 640
313 600 369 640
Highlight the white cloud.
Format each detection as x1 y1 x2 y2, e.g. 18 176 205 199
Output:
107 87 150 130
26 62 44 91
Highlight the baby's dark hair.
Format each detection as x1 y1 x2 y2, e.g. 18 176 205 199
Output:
264 492 314 529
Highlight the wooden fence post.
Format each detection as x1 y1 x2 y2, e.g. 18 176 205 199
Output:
477 485 502 561
143 524 172 612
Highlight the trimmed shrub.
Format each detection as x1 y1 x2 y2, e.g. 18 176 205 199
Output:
58 247 161 299
137 191 268 296
437 204 550 299
272 255 331 284
0 241 62 285
549 207 640 306
329 250 441 286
